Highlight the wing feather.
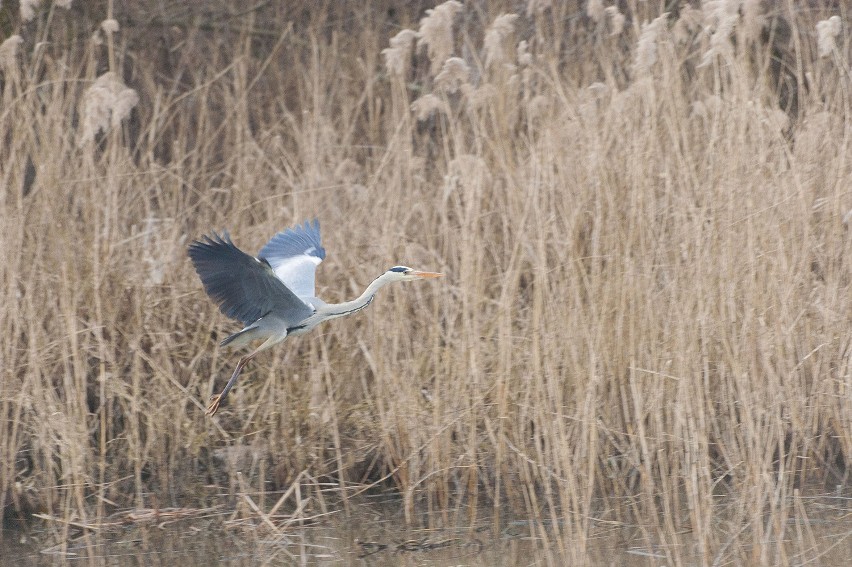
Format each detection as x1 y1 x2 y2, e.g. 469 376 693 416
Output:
188 231 314 327
258 219 326 300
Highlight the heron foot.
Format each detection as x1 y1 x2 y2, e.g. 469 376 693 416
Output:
206 394 223 416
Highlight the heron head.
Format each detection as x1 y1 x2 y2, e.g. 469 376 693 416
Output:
386 266 443 281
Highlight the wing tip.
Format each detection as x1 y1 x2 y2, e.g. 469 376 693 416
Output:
189 230 234 250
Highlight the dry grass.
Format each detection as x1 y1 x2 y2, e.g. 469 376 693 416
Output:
1 1 851 563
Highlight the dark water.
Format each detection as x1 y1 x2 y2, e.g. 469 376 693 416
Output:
0 521 639 566
4 492 852 565
0 501 640 566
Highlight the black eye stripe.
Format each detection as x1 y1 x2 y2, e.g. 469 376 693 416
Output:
389 266 409 273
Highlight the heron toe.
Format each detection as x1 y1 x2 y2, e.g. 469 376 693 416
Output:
206 394 223 416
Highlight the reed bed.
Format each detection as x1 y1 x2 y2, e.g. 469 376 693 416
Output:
1 1 851 563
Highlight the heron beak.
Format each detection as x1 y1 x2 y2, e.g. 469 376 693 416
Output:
411 270 443 279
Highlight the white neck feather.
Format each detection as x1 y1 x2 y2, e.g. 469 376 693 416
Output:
316 271 398 320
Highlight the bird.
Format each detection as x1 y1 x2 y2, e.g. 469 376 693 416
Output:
188 219 443 416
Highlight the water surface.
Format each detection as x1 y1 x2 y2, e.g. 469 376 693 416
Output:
5 491 852 565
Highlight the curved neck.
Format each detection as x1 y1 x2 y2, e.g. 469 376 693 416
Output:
316 273 393 320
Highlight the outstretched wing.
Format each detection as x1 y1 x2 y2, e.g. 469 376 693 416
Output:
188 231 314 327
258 219 326 301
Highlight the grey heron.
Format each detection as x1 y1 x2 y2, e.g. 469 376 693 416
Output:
188 219 443 416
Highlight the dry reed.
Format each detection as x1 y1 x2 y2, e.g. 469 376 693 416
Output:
1 2 851 564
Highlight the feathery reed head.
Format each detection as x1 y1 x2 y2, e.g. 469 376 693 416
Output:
816 16 841 58
382 29 417 77
484 14 519 69
78 72 139 146
417 0 463 76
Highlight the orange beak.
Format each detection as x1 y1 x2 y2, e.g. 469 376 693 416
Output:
411 270 443 279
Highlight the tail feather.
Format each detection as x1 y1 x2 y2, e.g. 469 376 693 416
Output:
220 325 261 349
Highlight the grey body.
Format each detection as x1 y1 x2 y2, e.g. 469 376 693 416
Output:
188 219 442 416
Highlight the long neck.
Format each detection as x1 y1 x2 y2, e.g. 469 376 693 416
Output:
316 273 392 320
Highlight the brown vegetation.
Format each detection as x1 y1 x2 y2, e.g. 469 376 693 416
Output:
1 1 850 563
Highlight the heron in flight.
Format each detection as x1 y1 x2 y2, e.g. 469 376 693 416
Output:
188 219 443 416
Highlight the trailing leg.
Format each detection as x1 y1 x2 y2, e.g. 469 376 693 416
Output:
206 355 253 416
205 333 287 417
